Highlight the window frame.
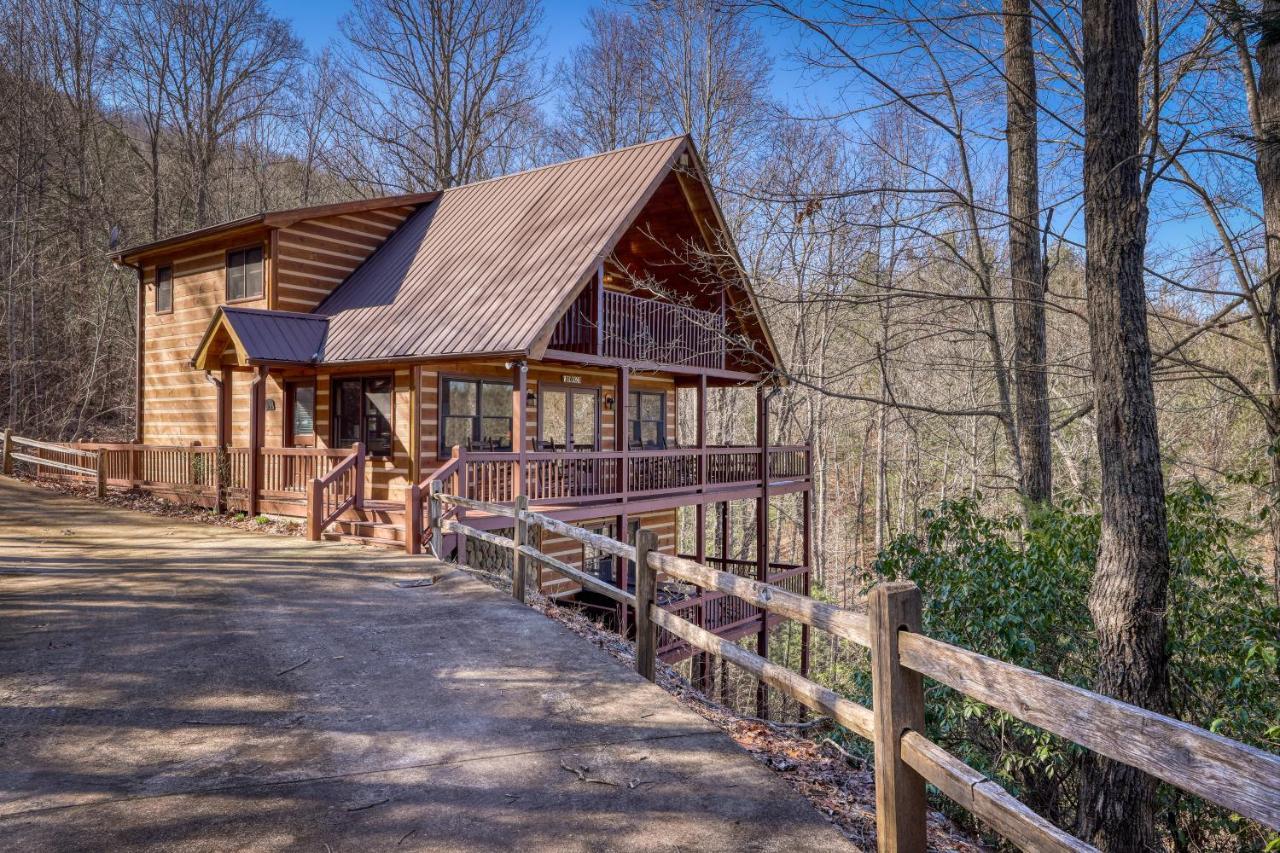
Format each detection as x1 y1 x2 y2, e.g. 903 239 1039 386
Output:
154 264 173 315
628 390 667 449
329 374 395 458
225 244 265 303
439 375 515 455
538 383 601 451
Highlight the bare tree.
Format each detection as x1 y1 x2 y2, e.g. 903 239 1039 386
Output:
337 0 546 191
165 0 301 226
1077 0 1172 845
1004 0 1052 503
551 9 662 157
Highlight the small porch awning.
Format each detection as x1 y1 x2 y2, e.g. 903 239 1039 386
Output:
191 306 329 370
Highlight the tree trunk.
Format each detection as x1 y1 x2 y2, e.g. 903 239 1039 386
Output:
1003 0 1052 504
1077 0 1172 847
1255 0 1280 595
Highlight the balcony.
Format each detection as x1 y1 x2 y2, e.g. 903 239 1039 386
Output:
549 288 727 369
440 444 810 510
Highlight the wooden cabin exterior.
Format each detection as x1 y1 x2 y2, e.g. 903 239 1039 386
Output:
109 137 812 659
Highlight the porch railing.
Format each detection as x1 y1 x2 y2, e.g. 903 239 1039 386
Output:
456 444 810 505
549 288 727 369
5 438 366 519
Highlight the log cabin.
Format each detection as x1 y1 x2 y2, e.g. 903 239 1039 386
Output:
107 136 812 665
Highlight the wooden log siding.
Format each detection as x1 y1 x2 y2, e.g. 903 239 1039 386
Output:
142 241 269 446
274 208 415 312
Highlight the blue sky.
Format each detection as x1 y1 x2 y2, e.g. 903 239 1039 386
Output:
267 0 811 106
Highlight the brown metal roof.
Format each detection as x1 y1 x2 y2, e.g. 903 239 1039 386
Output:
315 136 688 363
191 306 330 369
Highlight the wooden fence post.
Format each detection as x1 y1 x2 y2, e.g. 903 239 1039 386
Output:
870 581 927 853
634 528 658 682
1 429 12 476
213 447 226 513
429 480 443 558
307 478 323 541
512 495 529 602
405 482 422 555
95 451 106 498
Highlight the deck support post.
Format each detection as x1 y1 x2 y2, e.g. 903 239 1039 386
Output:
616 366 630 632
693 499 708 692
870 581 927 853
1 428 11 476
755 384 770 719
634 528 658 682
800 488 812 681
512 495 529 602
247 365 267 518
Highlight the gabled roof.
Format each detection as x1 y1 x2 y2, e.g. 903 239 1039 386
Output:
191 306 329 370
113 193 439 265
315 137 691 363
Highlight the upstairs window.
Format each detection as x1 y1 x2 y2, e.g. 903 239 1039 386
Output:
226 246 263 301
332 375 393 457
155 265 172 314
628 391 666 449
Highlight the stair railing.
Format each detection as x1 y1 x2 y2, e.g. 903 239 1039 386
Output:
305 443 364 540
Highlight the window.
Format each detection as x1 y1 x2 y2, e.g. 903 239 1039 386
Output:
331 376 393 457
287 382 315 447
628 391 666 449
441 378 513 452
155 265 172 314
226 246 264 301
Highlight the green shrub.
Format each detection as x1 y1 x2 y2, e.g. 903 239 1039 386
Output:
872 485 1279 849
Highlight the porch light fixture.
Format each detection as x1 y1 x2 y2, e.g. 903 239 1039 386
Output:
526 390 537 404
604 395 614 411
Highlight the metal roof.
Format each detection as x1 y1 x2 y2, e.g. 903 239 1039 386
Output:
192 306 330 368
315 136 688 362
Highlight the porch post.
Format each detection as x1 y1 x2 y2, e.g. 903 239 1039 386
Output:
512 360 527 496
212 368 229 513
755 383 770 719
247 365 267 517
696 374 707 488
594 263 605 355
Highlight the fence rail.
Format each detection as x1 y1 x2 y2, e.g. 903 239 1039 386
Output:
430 489 1280 852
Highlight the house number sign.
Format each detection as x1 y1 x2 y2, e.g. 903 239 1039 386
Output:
561 375 583 384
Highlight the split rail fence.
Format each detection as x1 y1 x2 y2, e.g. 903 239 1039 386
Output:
427 487 1280 853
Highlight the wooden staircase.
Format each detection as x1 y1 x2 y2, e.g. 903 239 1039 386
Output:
321 501 408 550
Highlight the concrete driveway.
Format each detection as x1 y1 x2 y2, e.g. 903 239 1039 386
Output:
0 479 853 851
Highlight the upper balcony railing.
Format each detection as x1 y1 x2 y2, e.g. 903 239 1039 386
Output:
549 288 727 369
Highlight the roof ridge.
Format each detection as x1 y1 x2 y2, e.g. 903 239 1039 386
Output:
438 135 688 196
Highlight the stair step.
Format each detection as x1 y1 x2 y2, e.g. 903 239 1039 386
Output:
322 532 406 550
333 520 406 542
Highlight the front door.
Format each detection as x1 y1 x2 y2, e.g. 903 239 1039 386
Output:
540 386 599 451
